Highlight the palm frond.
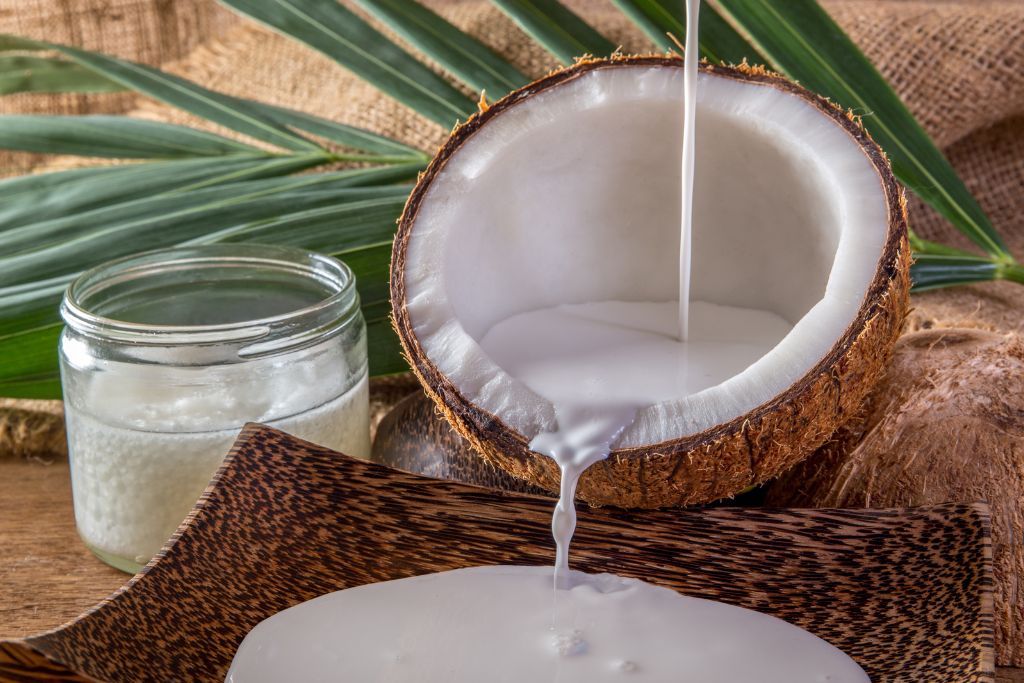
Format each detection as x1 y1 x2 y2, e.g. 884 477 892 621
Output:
356 0 530 96
714 0 1011 260
492 0 617 64
215 0 474 127
0 115 262 158
0 55 125 94
611 0 763 64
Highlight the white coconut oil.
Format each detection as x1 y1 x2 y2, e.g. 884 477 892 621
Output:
65 368 369 570
59 245 371 572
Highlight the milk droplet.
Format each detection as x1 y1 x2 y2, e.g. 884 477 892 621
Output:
615 660 639 673
552 505 575 538
551 629 588 657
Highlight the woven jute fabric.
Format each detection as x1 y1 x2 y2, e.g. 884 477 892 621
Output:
0 0 238 176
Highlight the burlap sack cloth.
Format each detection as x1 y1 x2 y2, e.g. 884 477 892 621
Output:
2 0 1023 663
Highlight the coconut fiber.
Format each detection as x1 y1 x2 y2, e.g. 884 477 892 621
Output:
2 0 1024 663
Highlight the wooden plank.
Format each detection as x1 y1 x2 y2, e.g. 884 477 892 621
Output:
1 454 1021 679
0 459 125 639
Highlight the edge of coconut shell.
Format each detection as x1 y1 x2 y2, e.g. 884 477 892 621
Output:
391 55 910 509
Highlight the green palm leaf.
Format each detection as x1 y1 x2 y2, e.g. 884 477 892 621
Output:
492 0 617 64
610 0 763 65
257 104 428 159
0 155 328 231
366 317 406 375
0 114 262 158
0 37 425 160
0 55 124 94
201 198 407 251
0 180 412 286
355 0 530 97
0 25 434 397
911 253 1024 291
333 243 392 310
0 35 322 152
0 325 61 398
216 0 474 127
0 279 73 398
714 0 1011 260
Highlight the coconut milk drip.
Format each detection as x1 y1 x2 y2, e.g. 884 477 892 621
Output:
227 3 868 678
479 300 793 587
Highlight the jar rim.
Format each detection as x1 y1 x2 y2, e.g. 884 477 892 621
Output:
61 244 359 351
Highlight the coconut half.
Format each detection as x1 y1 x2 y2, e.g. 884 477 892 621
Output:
391 57 909 508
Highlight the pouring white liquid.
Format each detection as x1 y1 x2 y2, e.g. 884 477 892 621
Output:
479 300 793 586
678 0 700 341
227 3 868 679
228 300 871 683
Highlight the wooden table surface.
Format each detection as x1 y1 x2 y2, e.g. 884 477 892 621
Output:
2 455 1022 682
0 458 124 639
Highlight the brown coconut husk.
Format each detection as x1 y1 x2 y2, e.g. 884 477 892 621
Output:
391 56 911 509
766 328 1024 666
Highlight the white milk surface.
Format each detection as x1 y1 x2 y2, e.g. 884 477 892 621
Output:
227 566 868 683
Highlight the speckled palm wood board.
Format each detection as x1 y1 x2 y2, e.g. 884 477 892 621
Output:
0 425 994 683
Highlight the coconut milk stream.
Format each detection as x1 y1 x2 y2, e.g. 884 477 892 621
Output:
678 0 700 341
227 3 867 679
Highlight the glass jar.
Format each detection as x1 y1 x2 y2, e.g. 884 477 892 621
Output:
59 244 370 573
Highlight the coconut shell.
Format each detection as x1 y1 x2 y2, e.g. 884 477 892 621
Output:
391 56 910 509
766 328 1024 666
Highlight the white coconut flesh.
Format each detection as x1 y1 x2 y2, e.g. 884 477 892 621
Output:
403 65 889 449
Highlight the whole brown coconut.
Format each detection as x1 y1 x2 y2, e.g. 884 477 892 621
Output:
767 328 1024 666
391 56 909 509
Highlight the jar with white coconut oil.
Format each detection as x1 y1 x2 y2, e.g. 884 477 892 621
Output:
59 245 371 573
